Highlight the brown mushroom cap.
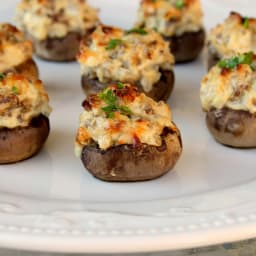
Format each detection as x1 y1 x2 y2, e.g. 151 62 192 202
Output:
164 29 205 63
25 31 85 62
206 108 256 148
0 115 50 164
81 69 175 101
81 127 182 182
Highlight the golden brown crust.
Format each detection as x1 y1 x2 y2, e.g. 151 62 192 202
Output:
136 0 204 37
0 73 51 128
81 128 182 182
0 115 50 164
76 83 176 152
78 24 174 92
207 12 256 58
206 108 256 148
16 0 99 41
0 23 33 73
200 54 256 114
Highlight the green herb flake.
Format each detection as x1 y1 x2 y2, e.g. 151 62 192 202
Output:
12 86 19 94
99 89 117 105
126 28 148 35
0 73 6 80
175 0 185 9
106 111 115 119
117 82 125 89
218 52 255 70
238 51 254 64
101 105 117 118
117 105 133 116
243 17 249 29
105 39 123 50
99 87 133 118
218 57 238 69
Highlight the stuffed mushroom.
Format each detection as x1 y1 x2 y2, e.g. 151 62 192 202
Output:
207 12 256 70
77 24 175 101
0 23 38 80
200 52 256 148
0 73 52 163
15 0 99 62
75 83 182 182
135 0 205 63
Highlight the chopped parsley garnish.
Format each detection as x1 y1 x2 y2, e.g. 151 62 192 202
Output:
99 89 116 105
117 82 125 89
105 39 123 50
126 28 148 35
218 52 255 70
242 17 249 29
99 86 132 118
117 105 133 116
101 105 117 118
0 73 6 80
175 0 185 9
12 86 19 94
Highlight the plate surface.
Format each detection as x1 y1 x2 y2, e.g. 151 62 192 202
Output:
0 0 256 253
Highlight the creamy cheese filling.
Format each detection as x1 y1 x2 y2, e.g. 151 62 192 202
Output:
78 25 174 93
0 74 52 128
75 84 176 156
201 58 256 114
0 23 33 73
208 12 256 57
136 0 203 37
15 0 99 40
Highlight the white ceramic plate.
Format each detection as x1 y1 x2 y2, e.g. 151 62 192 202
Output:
0 0 256 253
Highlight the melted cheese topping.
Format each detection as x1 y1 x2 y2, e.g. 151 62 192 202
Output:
135 0 203 36
15 0 99 40
0 74 52 128
200 61 256 114
0 23 33 73
208 12 256 57
75 84 176 156
78 25 174 93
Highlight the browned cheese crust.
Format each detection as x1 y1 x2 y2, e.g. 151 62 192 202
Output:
0 23 37 77
164 29 205 63
82 70 175 101
206 108 256 148
81 128 182 182
207 12 256 70
16 0 99 62
0 115 50 164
